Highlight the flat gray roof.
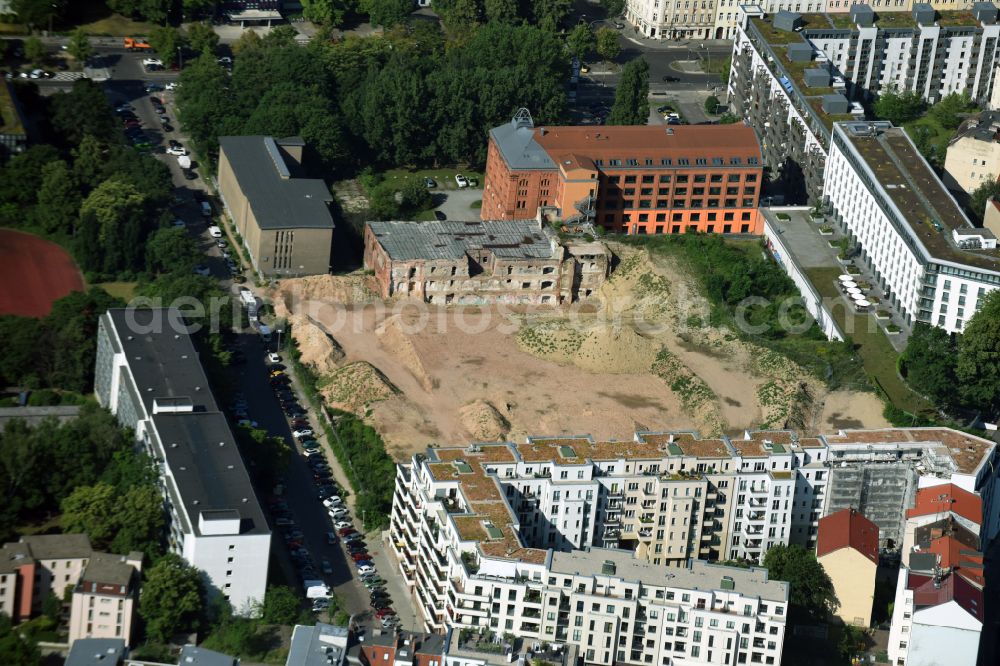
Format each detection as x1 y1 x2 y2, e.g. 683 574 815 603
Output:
550 548 789 603
367 219 558 261
106 309 220 414
489 119 557 171
177 645 238 666
0 405 81 428
219 135 334 231
104 309 268 538
153 411 269 537
286 623 350 666
65 638 125 666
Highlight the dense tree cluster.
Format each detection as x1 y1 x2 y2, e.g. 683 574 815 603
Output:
901 291 1000 418
140 553 206 643
762 544 839 622
0 403 136 542
0 289 122 392
606 57 649 125
0 80 174 281
177 20 567 173
873 87 925 126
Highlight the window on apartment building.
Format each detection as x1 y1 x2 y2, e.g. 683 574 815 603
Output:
676 175 689 183
694 175 706 183
624 176 637 183
746 174 757 182
693 187 705 195
659 174 672 182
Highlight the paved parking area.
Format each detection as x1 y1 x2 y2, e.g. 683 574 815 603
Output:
435 187 484 221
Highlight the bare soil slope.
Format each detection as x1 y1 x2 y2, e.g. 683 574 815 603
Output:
276 251 887 460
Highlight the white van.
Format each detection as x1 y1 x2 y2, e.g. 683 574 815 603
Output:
208 225 222 238
201 201 212 217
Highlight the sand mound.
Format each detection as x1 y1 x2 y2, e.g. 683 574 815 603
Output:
375 315 434 391
288 314 345 375
517 323 660 374
272 274 374 319
318 361 397 414
459 400 510 441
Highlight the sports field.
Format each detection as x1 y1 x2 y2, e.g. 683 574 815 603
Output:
0 230 84 317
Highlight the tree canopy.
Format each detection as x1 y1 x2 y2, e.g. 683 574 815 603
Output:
762 544 839 621
176 20 568 171
607 57 649 125
956 290 1000 416
900 324 957 408
596 27 621 62
140 554 206 643
873 87 925 125
969 179 1000 224
0 402 134 542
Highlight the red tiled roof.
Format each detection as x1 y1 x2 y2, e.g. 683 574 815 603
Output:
925 535 986 587
909 569 985 622
532 125 762 163
816 508 879 563
906 484 982 525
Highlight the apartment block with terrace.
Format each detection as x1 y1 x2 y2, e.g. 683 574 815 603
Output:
388 427 999 666
728 2 1000 203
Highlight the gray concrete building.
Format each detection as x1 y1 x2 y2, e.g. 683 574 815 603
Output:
217 136 335 278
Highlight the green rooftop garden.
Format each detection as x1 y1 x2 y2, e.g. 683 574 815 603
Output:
875 12 919 28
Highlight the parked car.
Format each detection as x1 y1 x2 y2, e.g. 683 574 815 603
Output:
292 429 314 439
236 419 258 428
326 532 337 545
376 608 396 619
167 146 187 156
352 552 370 562
268 353 281 363
321 559 333 575
337 527 355 537
356 565 375 575
329 508 348 519
454 174 469 188
381 616 400 628
194 265 210 276
424 177 436 188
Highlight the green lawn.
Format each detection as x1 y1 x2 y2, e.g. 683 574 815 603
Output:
76 14 159 36
805 267 931 414
382 167 485 191
95 281 138 301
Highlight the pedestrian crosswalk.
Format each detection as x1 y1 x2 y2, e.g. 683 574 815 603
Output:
51 71 86 81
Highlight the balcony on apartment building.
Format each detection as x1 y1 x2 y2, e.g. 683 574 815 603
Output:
607 489 624 499
638 528 653 540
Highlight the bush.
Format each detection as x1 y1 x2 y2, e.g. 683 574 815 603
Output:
704 95 720 114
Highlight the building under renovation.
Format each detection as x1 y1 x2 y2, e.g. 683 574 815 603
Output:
363 219 610 305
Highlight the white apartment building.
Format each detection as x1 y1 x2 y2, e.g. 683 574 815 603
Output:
804 3 1000 107
95 308 271 614
825 121 1000 332
389 427 998 664
729 3 1000 205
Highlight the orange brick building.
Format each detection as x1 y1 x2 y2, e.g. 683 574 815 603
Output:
482 113 765 235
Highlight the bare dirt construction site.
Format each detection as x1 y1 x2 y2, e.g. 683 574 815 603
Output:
273 246 887 460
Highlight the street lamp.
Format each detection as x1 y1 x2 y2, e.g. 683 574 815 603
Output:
177 45 183 69
276 328 283 352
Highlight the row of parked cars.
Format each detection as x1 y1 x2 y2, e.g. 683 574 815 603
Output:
287 384 400 628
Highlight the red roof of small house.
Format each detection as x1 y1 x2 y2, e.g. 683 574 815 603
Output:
909 568 985 621
816 508 879 563
906 484 981 525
